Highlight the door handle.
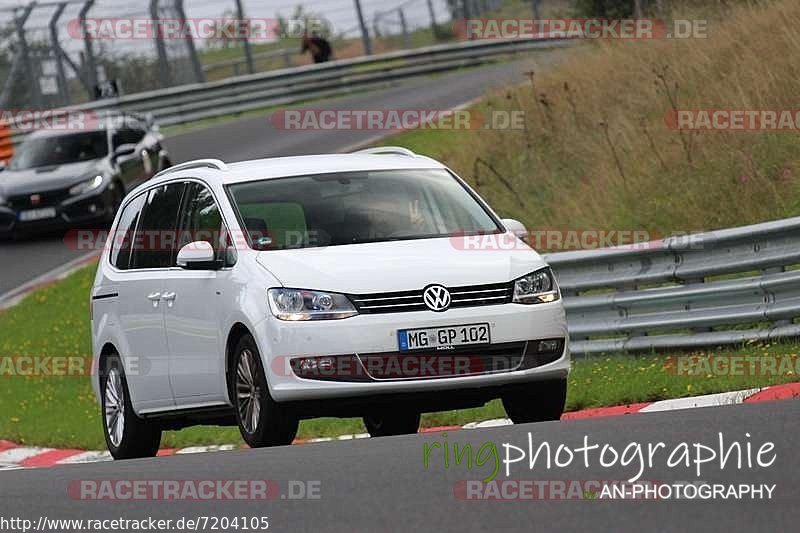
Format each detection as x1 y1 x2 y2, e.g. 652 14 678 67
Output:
162 291 176 307
146 292 161 308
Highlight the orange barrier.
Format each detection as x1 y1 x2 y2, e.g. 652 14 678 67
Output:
0 123 13 163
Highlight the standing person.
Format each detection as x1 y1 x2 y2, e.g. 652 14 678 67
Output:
301 31 333 63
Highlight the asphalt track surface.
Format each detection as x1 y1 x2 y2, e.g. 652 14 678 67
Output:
0 55 561 297
0 400 797 532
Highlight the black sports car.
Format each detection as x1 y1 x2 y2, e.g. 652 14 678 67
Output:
0 113 171 238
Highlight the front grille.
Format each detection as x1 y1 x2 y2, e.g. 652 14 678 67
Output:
349 281 513 314
8 188 72 209
358 341 527 380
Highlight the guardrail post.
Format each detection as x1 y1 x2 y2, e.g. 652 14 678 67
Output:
14 3 42 108
79 0 98 99
353 0 372 55
234 0 255 74
149 0 172 88
49 2 71 106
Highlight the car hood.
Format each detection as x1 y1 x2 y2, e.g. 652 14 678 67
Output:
255 235 546 294
0 160 104 196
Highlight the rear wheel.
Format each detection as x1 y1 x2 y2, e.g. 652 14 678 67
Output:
502 378 567 424
363 411 421 437
233 334 298 447
101 353 162 459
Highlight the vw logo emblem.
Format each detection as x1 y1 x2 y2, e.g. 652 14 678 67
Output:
423 284 451 312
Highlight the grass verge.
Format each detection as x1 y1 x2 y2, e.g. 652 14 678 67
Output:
384 0 800 243
0 264 797 449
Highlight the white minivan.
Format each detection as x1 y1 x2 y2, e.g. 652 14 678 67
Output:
91 148 570 459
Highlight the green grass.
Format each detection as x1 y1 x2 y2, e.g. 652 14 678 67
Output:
0 264 798 449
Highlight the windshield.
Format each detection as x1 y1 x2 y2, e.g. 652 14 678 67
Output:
228 169 502 250
9 131 108 170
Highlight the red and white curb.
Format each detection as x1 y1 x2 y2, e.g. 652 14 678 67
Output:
2 382 798 471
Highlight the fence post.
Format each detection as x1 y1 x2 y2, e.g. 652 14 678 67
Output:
49 2 71 106
398 8 411 50
531 0 541 19
234 0 254 74
79 0 97 99
149 0 171 88
15 3 42 108
425 0 438 36
353 0 372 55
174 0 205 83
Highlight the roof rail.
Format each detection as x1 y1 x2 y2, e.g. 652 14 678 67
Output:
154 159 228 178
353 146 416 157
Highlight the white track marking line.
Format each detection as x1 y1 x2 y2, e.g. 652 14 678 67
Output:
176 445 238 454
462 418 512 429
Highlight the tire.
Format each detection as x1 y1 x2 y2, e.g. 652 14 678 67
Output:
101 353 162 459
363 411 421 437
232 334 298 447
502 378 567 424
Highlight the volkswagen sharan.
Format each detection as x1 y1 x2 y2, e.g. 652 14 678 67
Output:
91 147 570 459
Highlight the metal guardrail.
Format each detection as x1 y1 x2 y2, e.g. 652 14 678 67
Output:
544 217 800 355
4 36 571 145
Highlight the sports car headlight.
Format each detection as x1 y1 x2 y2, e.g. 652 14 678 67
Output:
268 288 358 321
69 175 104 196
512 268 560 304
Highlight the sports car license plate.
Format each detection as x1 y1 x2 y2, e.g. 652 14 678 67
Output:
18 207 56 222
398 323 490 351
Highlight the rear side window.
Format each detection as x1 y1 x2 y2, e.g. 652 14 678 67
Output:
130 183 186 269
110 193 146 270
177 182 229 263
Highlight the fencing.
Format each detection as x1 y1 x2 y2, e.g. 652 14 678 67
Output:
545 217 800 355
3 35 570 145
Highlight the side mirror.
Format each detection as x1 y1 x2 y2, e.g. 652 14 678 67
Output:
113 143 137 159
0 160 6 171
501 218 528 242
177 241 220 270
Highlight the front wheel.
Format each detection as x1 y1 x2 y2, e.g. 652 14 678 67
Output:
101 353 162 459
363 411 421 437
233 334 298 447
502 378 567 424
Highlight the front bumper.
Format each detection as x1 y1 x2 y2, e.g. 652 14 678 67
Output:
0 187 116 235
255 300 570 403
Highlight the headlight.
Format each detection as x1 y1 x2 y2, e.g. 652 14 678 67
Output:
268 288 358 321
69 175 104 196
512 268 560 304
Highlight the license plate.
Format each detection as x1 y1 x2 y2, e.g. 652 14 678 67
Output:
18 207 56 222
398 323 491 351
